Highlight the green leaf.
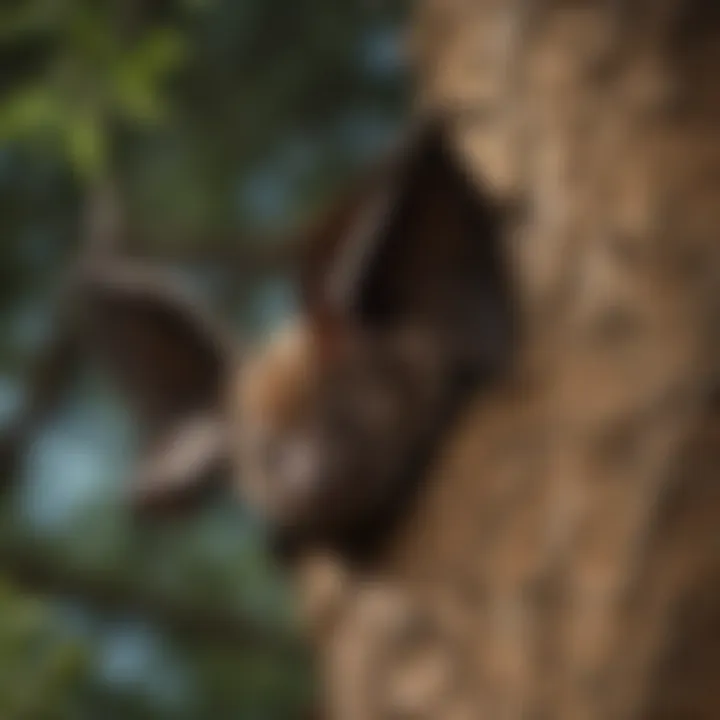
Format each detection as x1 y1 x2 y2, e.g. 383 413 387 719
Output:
63 109 107 180
112 68 167 126
132 29 188 78
0 86 63 140
111 29 188 125
0 0 61 44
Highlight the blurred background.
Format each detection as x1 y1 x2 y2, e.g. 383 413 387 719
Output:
0 1 411 717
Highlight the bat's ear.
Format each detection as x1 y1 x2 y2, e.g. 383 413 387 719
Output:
300 114 516 376
75 262 235 513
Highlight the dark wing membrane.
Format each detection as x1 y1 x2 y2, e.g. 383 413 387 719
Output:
77 263 230 431
75 263 232 513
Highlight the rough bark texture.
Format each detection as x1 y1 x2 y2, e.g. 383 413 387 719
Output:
300 1 720 718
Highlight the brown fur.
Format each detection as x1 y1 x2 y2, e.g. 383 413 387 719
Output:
229 316 452 561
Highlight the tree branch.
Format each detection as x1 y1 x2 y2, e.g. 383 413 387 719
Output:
124 231 303 274
0 538 302 654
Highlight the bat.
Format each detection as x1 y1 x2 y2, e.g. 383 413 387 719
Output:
77 112 516 562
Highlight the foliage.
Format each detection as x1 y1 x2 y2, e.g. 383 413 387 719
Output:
0 582 89 720
0 1 188 180
0 0 408 717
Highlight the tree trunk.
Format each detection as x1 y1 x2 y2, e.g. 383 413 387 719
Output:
302 1 720 718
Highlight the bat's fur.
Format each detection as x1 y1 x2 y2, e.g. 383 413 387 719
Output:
230 317 477 563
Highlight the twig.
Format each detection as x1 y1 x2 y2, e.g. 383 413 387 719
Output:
125 233 302 274
0 538 302 654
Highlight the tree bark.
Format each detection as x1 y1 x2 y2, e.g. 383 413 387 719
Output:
305 1 720 718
